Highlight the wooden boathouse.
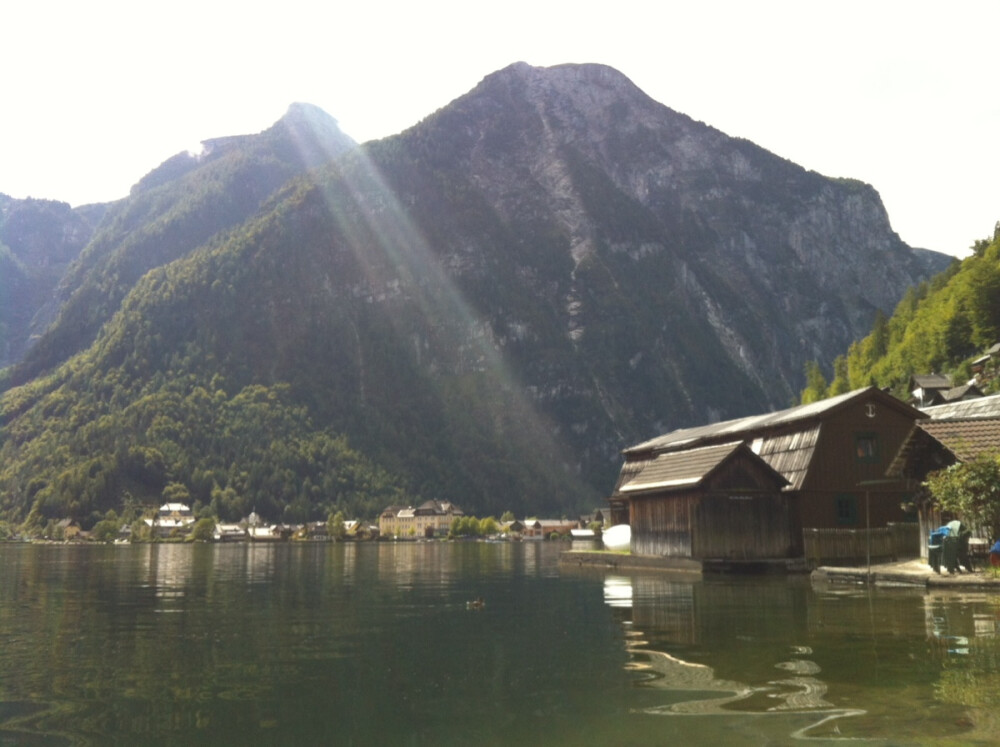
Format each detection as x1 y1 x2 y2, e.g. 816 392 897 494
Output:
619 441 796 560
611 387 926 562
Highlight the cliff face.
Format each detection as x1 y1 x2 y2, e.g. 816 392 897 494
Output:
381 63 950 426
0 195 104 368
0 63 954 521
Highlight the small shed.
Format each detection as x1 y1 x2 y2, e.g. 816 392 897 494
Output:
618 441 796 560
889 393 1000 555
910 373 953 407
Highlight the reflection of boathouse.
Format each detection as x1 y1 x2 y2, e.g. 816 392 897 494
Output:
603 575 839 720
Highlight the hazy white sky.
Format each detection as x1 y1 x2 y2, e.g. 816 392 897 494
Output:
3 0 997 256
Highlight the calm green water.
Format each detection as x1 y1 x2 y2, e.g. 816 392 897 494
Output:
1 542 998 745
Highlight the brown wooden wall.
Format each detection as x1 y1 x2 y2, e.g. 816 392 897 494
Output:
798 489 912 529
693 493 802 559
630 493 694 557
629 449 797 559
798 399 916 529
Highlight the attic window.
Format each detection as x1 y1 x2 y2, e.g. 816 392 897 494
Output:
855 433 879 462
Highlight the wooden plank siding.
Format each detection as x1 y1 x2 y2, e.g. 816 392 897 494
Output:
628 445 794 559
694 493 802 559
613 388 930 561
797 398 918 529
631 492 694 557
803 523 919 565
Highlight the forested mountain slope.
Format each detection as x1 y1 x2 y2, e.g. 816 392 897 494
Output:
808 224 1000 400
0 196 105 368
6 103 355 386
0 63 953 529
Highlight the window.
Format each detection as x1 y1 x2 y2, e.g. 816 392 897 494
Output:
835 494 858 526
855 433 879 462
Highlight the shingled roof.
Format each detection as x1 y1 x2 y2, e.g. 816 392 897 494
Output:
888 393 1000 477
621 387 924 493
910 373 953 390
619 441 788 495
915 418 1000 462
624 387 920 456
921 392 1000 420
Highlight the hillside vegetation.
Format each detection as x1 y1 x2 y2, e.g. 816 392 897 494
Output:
0 64 954 533
802 223 1000 402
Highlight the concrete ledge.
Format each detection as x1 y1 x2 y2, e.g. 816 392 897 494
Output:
812 559 1000 589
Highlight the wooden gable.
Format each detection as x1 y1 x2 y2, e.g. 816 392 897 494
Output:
621 442 798 560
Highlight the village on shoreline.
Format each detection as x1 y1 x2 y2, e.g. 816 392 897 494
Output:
11 497 608 546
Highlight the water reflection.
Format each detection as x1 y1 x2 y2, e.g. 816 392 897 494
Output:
4 544 1000 745
601 574 864 738
598 572 1000 743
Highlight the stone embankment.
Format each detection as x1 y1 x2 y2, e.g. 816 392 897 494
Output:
812 559 1000 589
562 551 1000 588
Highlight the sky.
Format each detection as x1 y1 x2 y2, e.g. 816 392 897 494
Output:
3 0 998 257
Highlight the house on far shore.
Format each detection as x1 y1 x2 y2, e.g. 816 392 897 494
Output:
579 509 607 527
521 519 579 539
610 387 927 564
144 502 196 538
909 373 984 407
501 519 525 537
213 523 247 542
379 500 463 538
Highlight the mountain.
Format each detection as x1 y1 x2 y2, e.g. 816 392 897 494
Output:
825 223 1000 397
6 103 356 387
0 195 105 369
0 63 954 529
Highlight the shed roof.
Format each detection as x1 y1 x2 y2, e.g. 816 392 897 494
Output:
910 373 952 391
619 441 788 495
941 383 983 402
922 393 1000 420
752 424 821 491
624 387 920 456
917 418 1000 462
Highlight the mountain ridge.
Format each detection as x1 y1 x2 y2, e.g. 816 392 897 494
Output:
0 62 954 528
6 104 356 387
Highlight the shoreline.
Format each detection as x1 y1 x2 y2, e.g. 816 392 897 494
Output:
561 550 1000 589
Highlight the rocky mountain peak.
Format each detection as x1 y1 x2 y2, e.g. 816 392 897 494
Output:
0 62 957 521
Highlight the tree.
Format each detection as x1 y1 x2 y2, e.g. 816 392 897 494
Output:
162 482 191 505
479 516 499 536
827 355 851 397
327 510 346 541
449 515 482 538
925 452 1000 541
800 360 827 404
91 509 121 542
189 517 216 542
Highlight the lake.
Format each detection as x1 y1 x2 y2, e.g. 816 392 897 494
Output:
0 541 998 745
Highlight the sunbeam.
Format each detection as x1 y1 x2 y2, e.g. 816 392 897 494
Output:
279 117 596 513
